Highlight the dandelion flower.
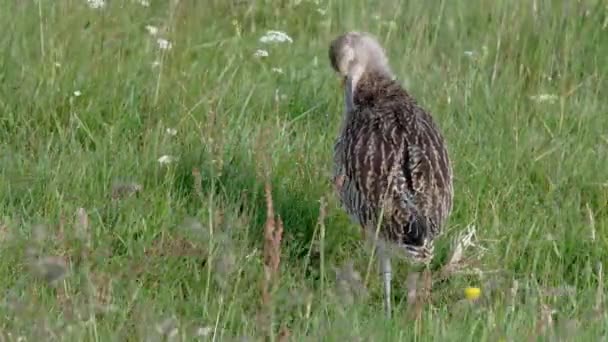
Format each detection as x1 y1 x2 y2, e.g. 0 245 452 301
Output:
259 30 293 44
156 38 172 50
464 287 481 300
158 155 177 165
254 49 269 58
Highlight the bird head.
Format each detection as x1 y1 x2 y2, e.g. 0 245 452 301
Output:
328 31 393 89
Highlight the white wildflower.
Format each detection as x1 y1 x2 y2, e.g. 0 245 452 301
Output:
151 60 161 68
54 62 62 68
530 94 559 103
271 67 284 74
195 326 213 337
158 155 177 165
463 50 475 57
156 38 172 50
274 89 287 102
73 90 82 97
145 25 159 36
316 8 327 15
253 49 269 58
165 128 177 136
259 30 293 44
87 0 106 9
137 0 150 6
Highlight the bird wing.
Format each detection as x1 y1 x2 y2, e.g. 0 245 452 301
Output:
392 106 453 237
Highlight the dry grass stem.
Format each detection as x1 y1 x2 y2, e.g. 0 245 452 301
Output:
192 168 204 200
437 225 481 282
259 180 284 338
406 272 420 310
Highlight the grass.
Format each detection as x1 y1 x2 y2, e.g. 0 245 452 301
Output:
1 0 607 340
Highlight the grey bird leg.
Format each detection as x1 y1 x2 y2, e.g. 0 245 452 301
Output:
377 243 392 319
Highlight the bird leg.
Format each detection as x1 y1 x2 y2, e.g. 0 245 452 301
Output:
377 243 392 319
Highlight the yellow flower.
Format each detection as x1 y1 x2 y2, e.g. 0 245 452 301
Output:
464 287 481 300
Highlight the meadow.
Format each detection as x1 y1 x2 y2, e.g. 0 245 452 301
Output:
1 0 607 340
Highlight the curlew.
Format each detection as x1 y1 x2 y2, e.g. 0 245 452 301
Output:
328 31 454 318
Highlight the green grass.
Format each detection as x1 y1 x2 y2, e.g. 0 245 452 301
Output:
1 0 607 340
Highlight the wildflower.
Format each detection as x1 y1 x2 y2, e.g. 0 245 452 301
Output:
151 60 161 68
87 0 106 9
254 49 269 58
464 287 481 300
529 94 558 103
73 90 82 97
259 30 293 44
165 128 177 136
274 89 287 102
271 67 284 74
194 326 213 337
137 0 150 6
158 155 177 165
145 25 159 36
156 38 172 50
463 50 475 57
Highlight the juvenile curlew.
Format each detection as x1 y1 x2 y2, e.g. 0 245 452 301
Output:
328 31 454 318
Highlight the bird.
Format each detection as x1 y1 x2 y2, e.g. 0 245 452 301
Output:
328 31 454 318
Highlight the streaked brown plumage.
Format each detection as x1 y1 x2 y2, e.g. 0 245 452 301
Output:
328 31 453 317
